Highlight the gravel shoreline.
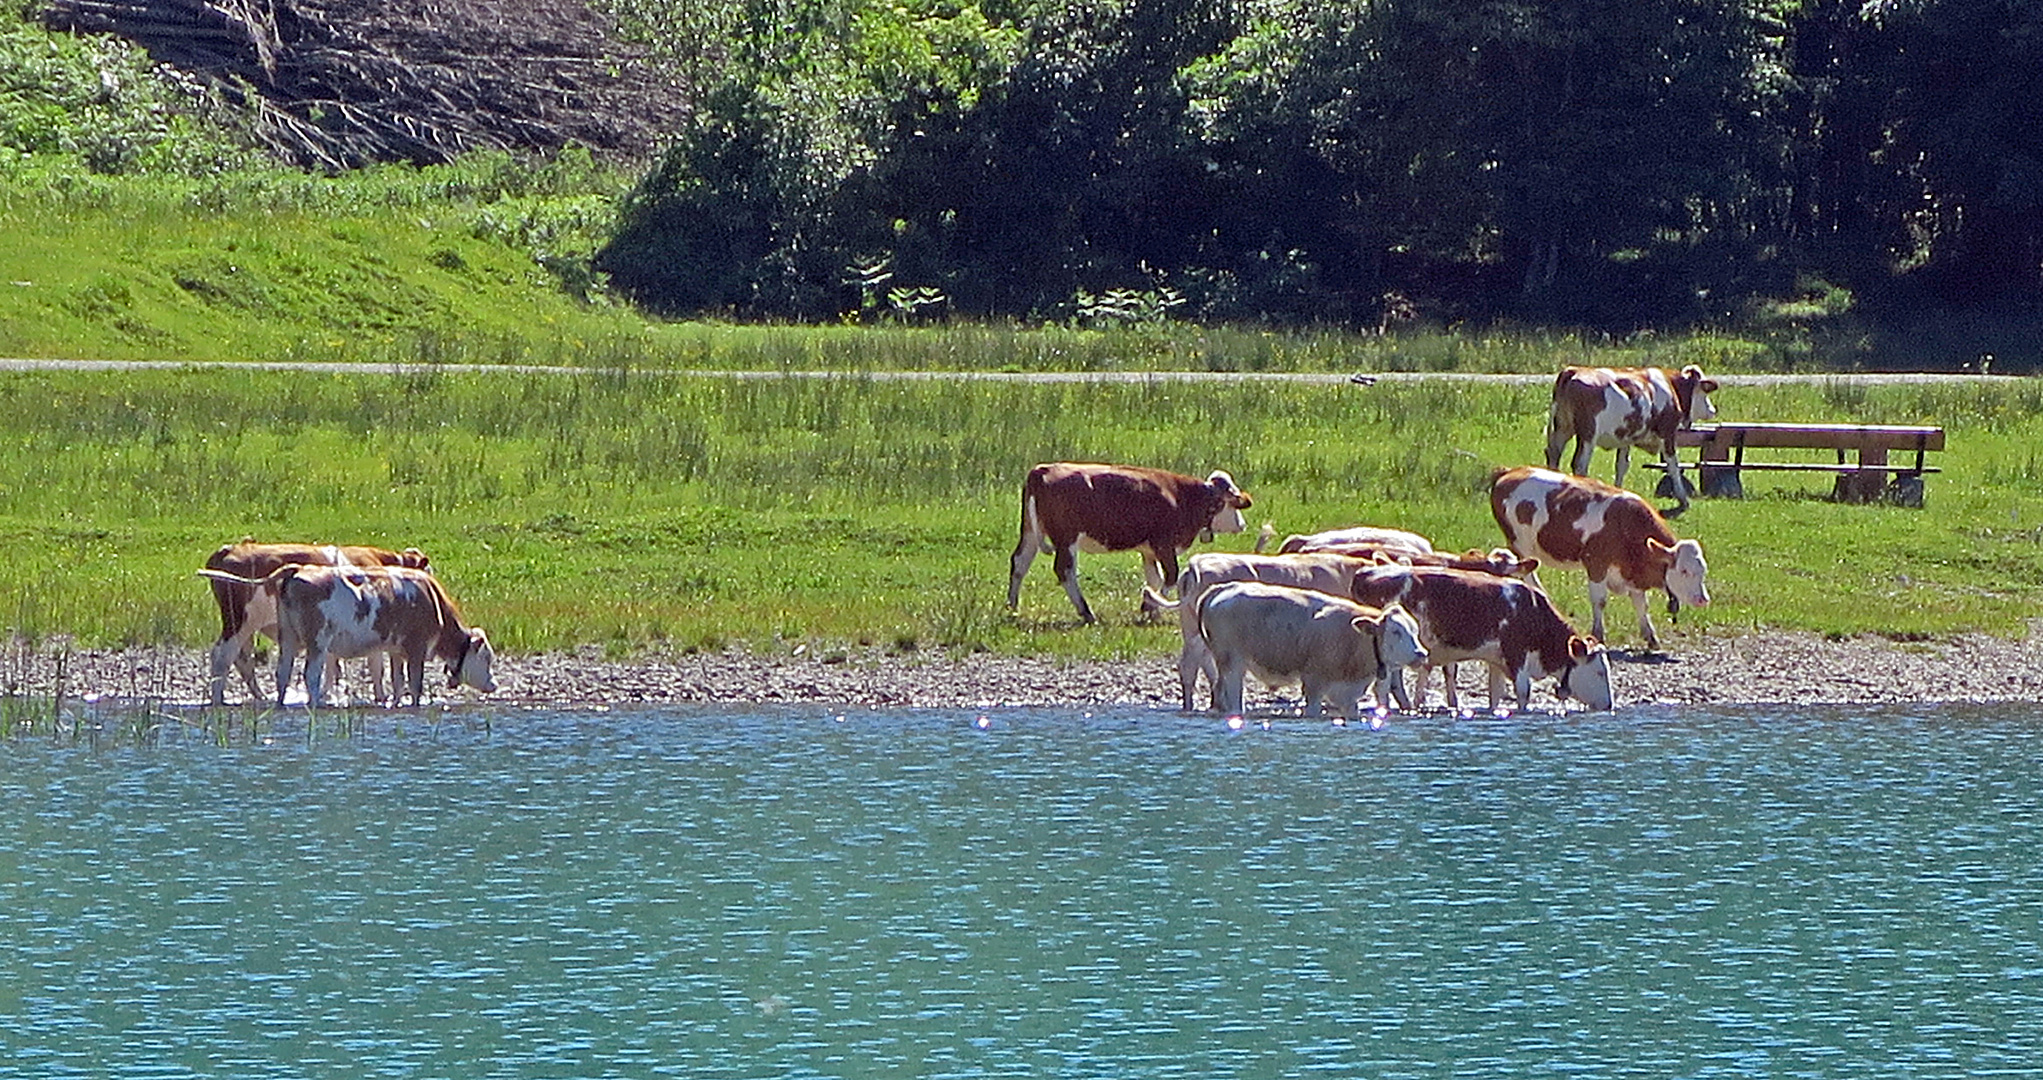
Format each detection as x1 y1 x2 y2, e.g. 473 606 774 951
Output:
12 627 2042 712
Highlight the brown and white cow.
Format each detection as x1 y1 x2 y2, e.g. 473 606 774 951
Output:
1349 564 1613 713
1157 549 1530 711
1007 462 1252 623
1196 580 1426 720
1490 465 1709 650
1545 364 1718 511
196 563 495 707
201 539 431 705
1261 524 1434 556
1308 543 1537 578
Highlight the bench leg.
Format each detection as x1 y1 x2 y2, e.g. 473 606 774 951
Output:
1889 474 1926 509
1700 441 1742 498
1653 469 1699 501
1834 447 1890 504
1700 465 1743 499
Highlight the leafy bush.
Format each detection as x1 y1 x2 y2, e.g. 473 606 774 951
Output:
0 11 261 175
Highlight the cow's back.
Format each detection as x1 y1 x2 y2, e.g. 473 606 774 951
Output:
1355 567 1518 653
1028 462 1200 551
1199 582 1378 683
1492 466 1671 567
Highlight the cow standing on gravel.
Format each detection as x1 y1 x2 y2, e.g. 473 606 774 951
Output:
196 562 495 707
1490 465 1710 651
200 539 431 706
1007 462 1253 624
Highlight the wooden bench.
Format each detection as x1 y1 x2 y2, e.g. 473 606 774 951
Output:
1655 422 1945 506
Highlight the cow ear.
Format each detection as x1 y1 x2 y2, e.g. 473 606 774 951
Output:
1645 537 1673 556
1700 379 1719 393
1570 636 1591 660
1352 613 1385 635
1516 558 1539 575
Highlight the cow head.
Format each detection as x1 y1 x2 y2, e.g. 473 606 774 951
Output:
1557 636 1614 711
399 547 432 571
1649 537 1710 610
1365 603 1427 672
448 627 498 693
1675 365 1720 427
1200 470 1253 541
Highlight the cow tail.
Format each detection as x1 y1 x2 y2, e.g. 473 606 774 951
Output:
1018 472 1050 555
194 565 299 592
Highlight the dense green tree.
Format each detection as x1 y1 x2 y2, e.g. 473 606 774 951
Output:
594 0 2042 327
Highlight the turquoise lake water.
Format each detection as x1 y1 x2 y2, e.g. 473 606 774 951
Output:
3 703 2040 1078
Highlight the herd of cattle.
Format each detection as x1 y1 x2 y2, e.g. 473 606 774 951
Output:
194 363 1714 715
1007 364 1720 717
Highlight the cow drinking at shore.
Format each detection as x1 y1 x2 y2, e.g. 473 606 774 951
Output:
196 563 494 707
200 539 431 705
1350 563 1613 713
1007 462 1252 623
1196 580 1425 720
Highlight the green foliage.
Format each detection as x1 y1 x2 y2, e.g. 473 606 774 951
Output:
0 9 260 175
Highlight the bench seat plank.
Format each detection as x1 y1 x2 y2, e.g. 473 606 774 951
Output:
1675 423 1945 451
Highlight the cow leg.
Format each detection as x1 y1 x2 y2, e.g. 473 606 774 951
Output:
1486 663 1516 713
1662 447 1693 512
1006 541 1038 611
304 645 332 707
1587 581 1612 643
1631 590 1661 651
207 636 242 707
1611 446 1633 488
1421 661 1458 711
1510 666 1534 713
1177 635 1211 712
1298 676 1325 718
1379 667 1413 712
1213 655 1246 716
1544 423 1569 471
1569 438 1595 477
233 644 265 704
407 647 430 705
273 633 299 708
1007 495 1045 610
318 654 349 706
1051 544 1095 623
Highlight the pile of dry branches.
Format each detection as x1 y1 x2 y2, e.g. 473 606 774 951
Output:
44 0 688 168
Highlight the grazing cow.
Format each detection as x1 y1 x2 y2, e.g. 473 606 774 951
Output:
1545 364 1718 511
1008 462 1252 623
201 539 431 705
1196 580 1426 720
196 564 495 707
1350 564 1613 713
1490 465 1709 650
1261 524 1434 556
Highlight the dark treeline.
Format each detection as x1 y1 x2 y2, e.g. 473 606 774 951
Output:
593 0 2043 336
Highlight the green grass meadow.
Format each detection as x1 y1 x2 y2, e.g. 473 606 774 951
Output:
5 364 2041 663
